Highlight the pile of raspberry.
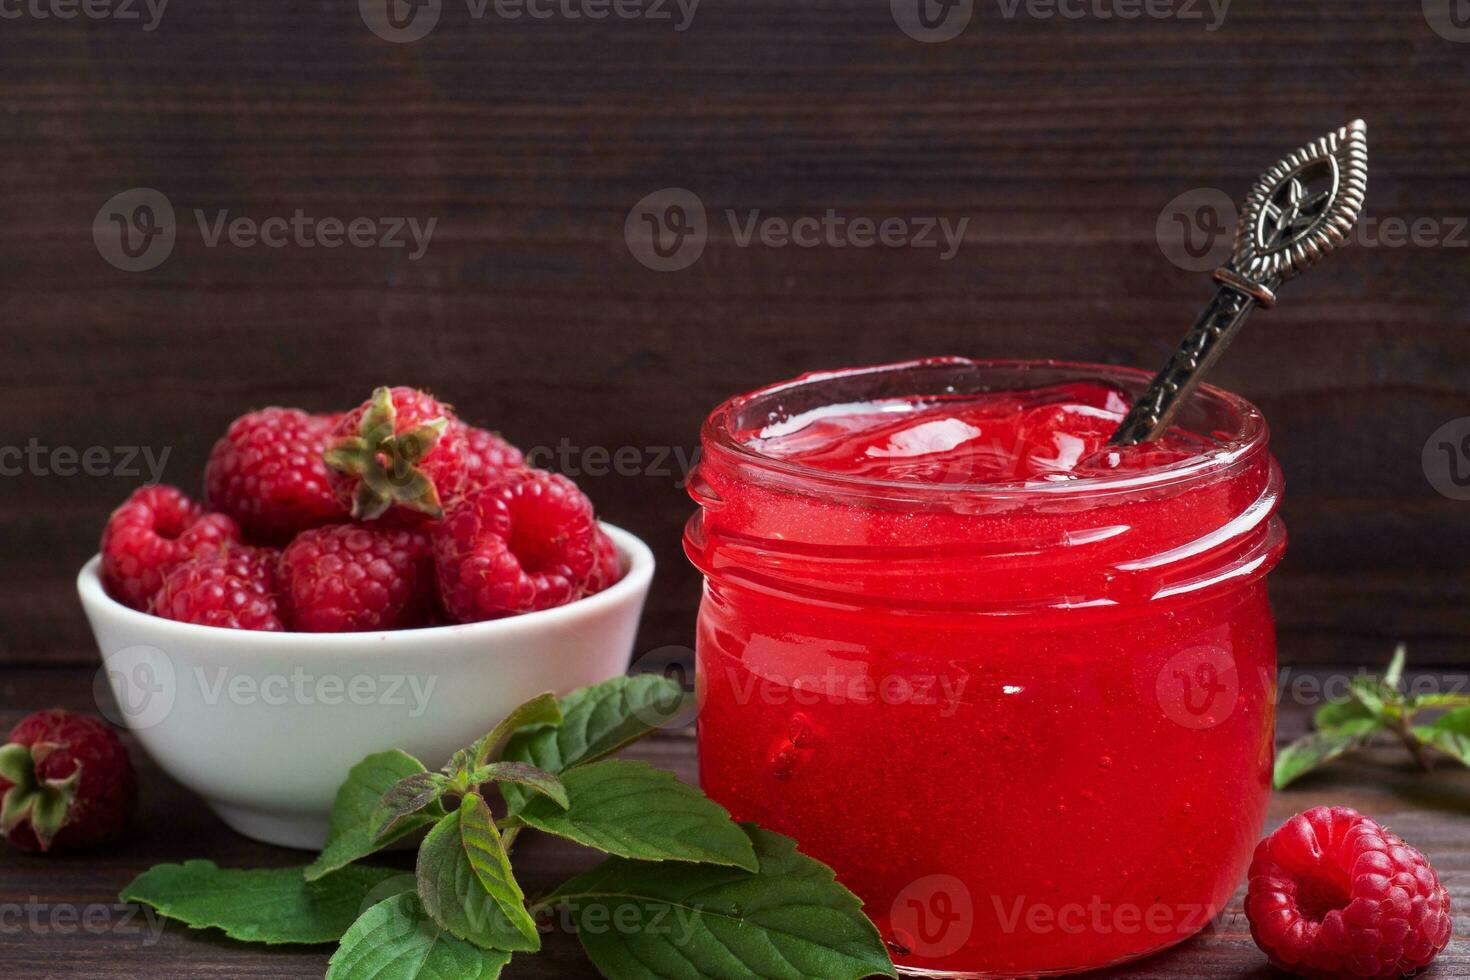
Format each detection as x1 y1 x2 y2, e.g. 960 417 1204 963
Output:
99 387 623 631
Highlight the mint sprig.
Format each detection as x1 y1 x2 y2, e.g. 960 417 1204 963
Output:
1276 645 1470 788
120 675 897 979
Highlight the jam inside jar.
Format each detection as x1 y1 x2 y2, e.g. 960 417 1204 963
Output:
684 359 1285 978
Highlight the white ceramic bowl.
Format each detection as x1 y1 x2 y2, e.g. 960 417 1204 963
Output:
77 522 654 850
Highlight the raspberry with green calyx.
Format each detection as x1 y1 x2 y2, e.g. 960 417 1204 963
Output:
324 387 468 523
0 710 136 853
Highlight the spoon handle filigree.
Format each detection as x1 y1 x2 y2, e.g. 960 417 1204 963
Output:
1110 120 1369 447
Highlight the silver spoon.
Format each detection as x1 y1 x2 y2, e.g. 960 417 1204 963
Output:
1110 120 1369 446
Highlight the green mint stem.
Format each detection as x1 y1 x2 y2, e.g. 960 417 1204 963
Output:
1395 712 1435 772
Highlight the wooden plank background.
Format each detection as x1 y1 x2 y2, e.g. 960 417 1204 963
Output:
1 0 1468 668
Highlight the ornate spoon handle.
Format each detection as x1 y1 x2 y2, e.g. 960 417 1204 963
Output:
1110 120 1370 446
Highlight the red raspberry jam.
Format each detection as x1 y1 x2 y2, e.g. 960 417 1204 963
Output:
685 359 1285 978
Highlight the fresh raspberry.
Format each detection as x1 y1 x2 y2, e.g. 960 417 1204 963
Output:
1246 806 1453 979
0 710 136 853
151 547 285 631
101 485 242 609
325 387 468 525
433 470 597 621
459 423 526 494
205 408 347 544
582 527 622 595
280 524 435 632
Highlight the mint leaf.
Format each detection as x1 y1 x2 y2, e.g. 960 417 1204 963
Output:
517 760 757 871
1275 730 1370 789
1416 706 1470 767
442 747 475 780
1433 705 1470 734
1314 697 1383 737
459 793 540 944
121 861 409 945
472 692 562 768
1350 676 1401 719
500 675 684 809
417 803 539 952
328 893 512 980
1383 643 1408 690
1408 693 1470 711
308 750 446 881
472 762 568 809
374 772 451 843
547 824 896 980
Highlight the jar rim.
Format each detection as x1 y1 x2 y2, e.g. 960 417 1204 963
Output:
701 357 1270 502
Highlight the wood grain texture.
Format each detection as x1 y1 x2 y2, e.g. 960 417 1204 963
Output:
1 0 1468 667
1 666 1469 978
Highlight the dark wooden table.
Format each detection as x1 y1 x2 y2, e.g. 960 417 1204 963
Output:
2 666 1467 979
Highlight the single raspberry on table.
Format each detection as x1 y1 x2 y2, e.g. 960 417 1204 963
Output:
324 387 468 525
433 469 598 622
0 710 136 853
1246 806 1453 979
582 527 622 595
205 408 346 544
459 423 526 493
101 485 242 609
280 524 435 632
151 546 285 631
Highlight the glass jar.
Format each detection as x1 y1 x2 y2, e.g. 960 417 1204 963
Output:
684 359 1285 978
